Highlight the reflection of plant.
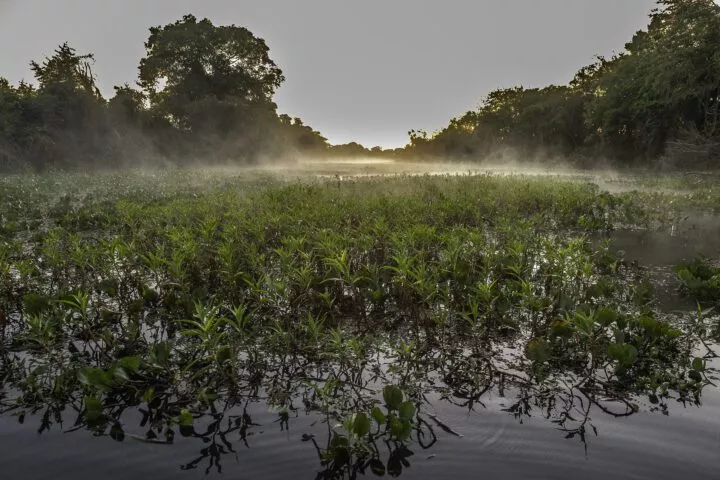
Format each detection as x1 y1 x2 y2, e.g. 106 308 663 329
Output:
311 385 420 479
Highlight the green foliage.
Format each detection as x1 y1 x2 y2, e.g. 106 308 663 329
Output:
382 385 404 410
0 171 714 475
404 0 720 167
138 14 284 155
0 16 330 172
675 257 720 302
608 343 638 368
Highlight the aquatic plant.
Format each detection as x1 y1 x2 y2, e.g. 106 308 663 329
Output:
0 169 716 476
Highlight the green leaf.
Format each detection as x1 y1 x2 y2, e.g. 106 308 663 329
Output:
111 366 130 384
331 433 349 448
178 408 193 427
352 412 371 437
613 328 625 345
390 417 405 439
216 346 232 365
391 418 412 442
371 406 386 425
608 343 638 368
550 319 574 338
692 357 705 372
118 356 141 373
527 338 550 364
142 387 155 404
78 367 113 393
23 293 49 316
572 313 594 335
150 342 170 366
383 385 404 410
595 307 618 326
615 316 628 330
199 389 218 405
398 401 416 421
639 316 663 338
84 395 103 423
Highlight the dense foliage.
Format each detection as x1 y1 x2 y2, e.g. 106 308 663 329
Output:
0 16 329 172
2 1 720 171
0 171 717 474
404 0 720 168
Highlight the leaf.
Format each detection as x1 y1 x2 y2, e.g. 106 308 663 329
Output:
527 338 550 364
78 367 113 393
613 328 625 345
216 346 232 365
178 408 193 427
117 356 141 373
84 395 103 423
369 458 386 476
608 343 638 368
550 319 574 338
151 342 170 366
111 366 130 384
395 418 413 442
371 406 386 425
142 387 155 404
692 357 705 372
352 412 371 437
398 401 416 421
390 418 405 439
572 313 594 335
383 385 404 410
331 433 349 448
110 422 125 442
595 307 618 326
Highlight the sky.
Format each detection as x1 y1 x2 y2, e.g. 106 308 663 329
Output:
0 0 657 148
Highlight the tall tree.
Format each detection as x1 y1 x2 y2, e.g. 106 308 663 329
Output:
138 14 284 143
584 0 720 162
27 43 109 168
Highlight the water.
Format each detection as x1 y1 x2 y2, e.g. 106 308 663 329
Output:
2 383 719 479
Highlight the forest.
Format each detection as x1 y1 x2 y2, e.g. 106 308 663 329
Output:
1 0 720 171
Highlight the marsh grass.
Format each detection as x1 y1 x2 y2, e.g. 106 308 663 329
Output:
0 169 717 476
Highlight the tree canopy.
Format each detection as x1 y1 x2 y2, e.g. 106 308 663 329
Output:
139 14 284 136
2 1 720 171
404 0 720 168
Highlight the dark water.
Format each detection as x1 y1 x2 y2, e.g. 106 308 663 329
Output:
2 385 719 479
2 218 720 479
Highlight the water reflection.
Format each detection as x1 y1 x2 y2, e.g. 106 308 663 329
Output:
0 316 714 479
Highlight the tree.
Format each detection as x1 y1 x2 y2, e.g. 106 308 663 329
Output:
138 14 285 145
26 43 110 168
583 0 720 162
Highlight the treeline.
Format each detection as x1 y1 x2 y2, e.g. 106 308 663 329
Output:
0 15 332 172
403 0 720 168
2 1 720 172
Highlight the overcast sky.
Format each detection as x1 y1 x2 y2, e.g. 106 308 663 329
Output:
0 0 657 148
